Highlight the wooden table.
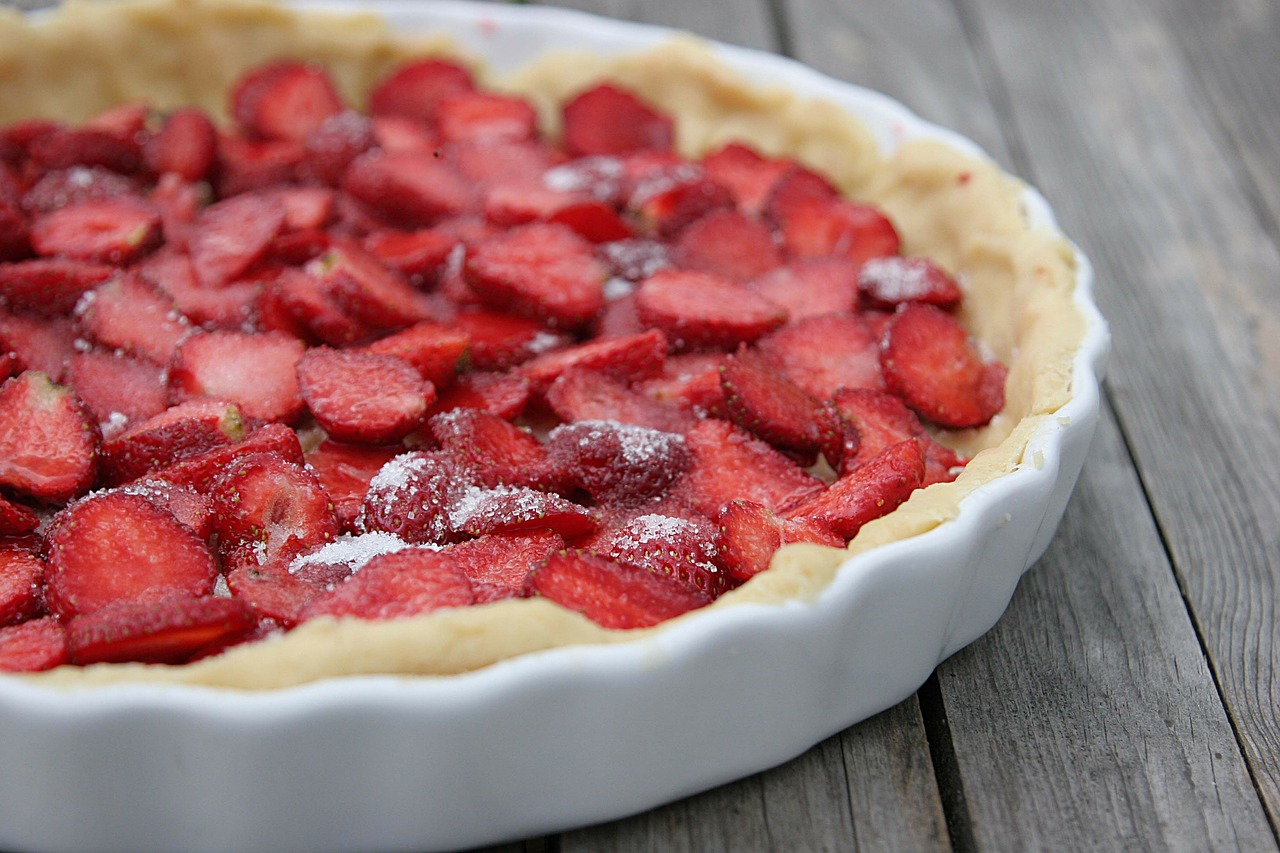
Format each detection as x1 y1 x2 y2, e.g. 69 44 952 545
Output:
478 1 1280 849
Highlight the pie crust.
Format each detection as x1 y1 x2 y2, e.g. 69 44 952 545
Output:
0 0 1085 690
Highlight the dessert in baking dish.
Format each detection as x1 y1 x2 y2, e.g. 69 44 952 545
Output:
0 0 1083 688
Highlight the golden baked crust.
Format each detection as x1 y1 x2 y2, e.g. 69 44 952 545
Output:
3 0 1084 690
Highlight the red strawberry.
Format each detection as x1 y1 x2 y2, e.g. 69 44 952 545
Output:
450 310 570 370
363 228 456 286
464 222 606 327
368 58 476 123
699 142 793 215
547 419 691 503
671 209 781 282
305 440 400 531
719 347 825 454
429 370 530 421
144 107 218 181
231 61 344 142
169 330 307 423
100 398 245 485
188 193 286 288
297 347 432 445
0 371 99 502
149 422 303 493
358 451 464 545
44 490 217 619
0 258 115 316
209 451 341 569
300 546 474 622
625 164 735 238
343 150 478 227
21 165 139 215
715 499 843 582
361 321 469 388
449 137 562 185
519 329 667 394
0 495 40 537
746 258 860 322
65 349 168 431
30 197 160 264
634 269 786 350
301 110 375 186
825 387 924 472
28 126 143 175
757 313 883 399
66 596 258 665
257 267 376 346
447 531 563 602
430 407 559 491
447 484 596 539
0 547 44 626
436 91 538 144
774 196 901 266
224 559 324 626
674 418 823 517
880 303 1006 428
0 616 68 672
0 311 77 379
147 174 204 250
760 165 840 223
140 250 261 330
308 239 437 331
637 352 728 419
600 512 733 598
593 291 644 340
117 478 216 540
858 255 962 310
561 84 674 157
786 439 925 538
529 549 711 630
369 115 439 155
544 369 694 434
77 273 191 366
214 136 303 198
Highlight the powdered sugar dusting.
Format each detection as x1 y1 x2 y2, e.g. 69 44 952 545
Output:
288 531 416 577
860 257 933 302
602 277 635 301
448 484 529 530
552 419 685 466
543 156 624 199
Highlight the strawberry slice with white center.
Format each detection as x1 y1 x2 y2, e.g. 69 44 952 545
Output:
756 313 884 400
65 349 168 431
76 273 191 367
858 255 963 310
29 197 160 265
66 596 258 665
169 330 307 424
0 371 99 502
529 549 711 630
44 490 217 620
297 347 432 445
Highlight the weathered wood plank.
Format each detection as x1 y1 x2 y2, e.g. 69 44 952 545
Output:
956 0 1280 831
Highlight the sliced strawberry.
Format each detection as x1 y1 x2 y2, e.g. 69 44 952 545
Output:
825 387 924 473
757 313 883 399
77 273 190 366
0 494 40 537
65 349 168 431
300 546 474 622
215 136 303 198
188 193 286 288
430 407 559 491
209 451 341 569
0 311 77 379
30 197 160 264
436 90 538 144
715 499 843 582
343 150 478 227
21 165 139 215
118 478 216 540
519 329 667 394
284 531 412 590
368 58 476 123
361 321 468 387
544 368 694 434
464 222 606 327
28 126 143 175
308 239 436 331
858 255 962 310
451 310 570 370
258 266 376 347
305 440 400 531
301 110 375 186
149 422 303 493
147 173 204 250
529 549 711 630
601 513 733 598
880 303 1006 428
363 228 456 287
626 164 736 238
674 418 823 517
774 196 901 266
0 616 68 672
369 115 439 155
447 484 596 539
542 155 628 207
231 60 344 142
297 347 431 445
45 490 217 619
429 370 530 421
634 269 786 351
0 371 99 502
144 107 218 181
593 290 644 339
746 258 860 322
0 258 114 316
224 560 323 626
760 164 840 223
547 419 691 503
169 330 307 423
99 398 244 485
450 137 563 186
786 439 925 539
672 209 781 282
447 531 563 602
0 195 27 262
700 142 793 215
358 451 464 545
66 596 258 665
637 352 728 419
561 84 674 157
0 547 43 626
139 250 261 330
719 347 825 453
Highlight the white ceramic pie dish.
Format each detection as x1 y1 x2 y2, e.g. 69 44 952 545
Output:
0 2 1109 851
